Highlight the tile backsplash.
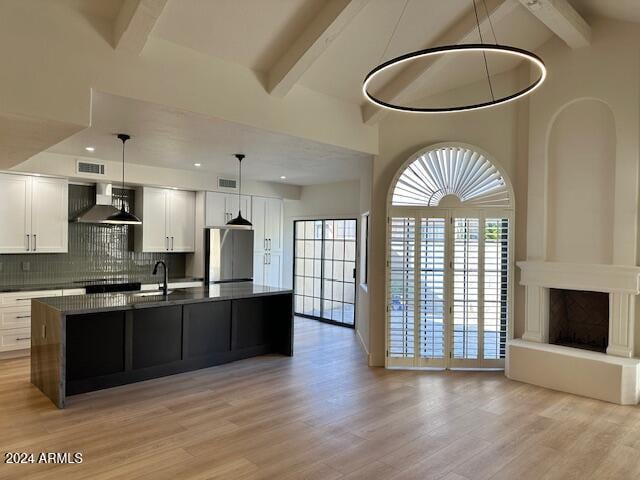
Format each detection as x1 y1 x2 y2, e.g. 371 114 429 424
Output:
0 185 186 287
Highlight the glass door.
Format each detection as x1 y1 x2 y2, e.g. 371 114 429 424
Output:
294 219 357 327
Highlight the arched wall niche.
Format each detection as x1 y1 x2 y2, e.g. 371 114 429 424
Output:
546 98 616 264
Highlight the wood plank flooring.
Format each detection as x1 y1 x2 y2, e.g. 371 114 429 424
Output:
1 317 640 479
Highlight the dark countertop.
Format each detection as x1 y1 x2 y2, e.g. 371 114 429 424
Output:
32 282 293 315
0 277 203 293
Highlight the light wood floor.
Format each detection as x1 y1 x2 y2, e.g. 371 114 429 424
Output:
2 318 640 479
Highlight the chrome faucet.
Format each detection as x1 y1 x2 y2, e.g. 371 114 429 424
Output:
153 261 168 295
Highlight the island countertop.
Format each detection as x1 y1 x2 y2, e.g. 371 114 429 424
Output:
31 282 292 315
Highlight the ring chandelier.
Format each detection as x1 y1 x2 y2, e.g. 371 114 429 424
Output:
362 0 547 113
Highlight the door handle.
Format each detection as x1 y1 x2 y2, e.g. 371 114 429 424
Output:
268 238 272 250
171 236 174 251
16 315 31 319
16 337 30 341
166 237 169 250
268 253 271 265
26 234 30 251
264 238 267 250
33 234 37 252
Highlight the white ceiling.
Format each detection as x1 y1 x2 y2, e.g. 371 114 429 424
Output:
47 92 371 186
152 0 326 72
571 0 640 24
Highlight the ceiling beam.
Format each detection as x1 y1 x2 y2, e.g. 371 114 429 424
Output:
361 0 518 125
113 0 169 55
267 0 371 97
518 0 591 48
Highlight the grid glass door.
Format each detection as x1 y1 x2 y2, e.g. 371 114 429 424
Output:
294 219 357 327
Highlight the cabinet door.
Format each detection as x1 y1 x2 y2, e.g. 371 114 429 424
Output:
142 187 168 252
0 173 31 253
253 252 266 284
132 306 183 369
205 191 227 226
168 190 195 252
265 252 282 287
31 176 68 253
184 301 231 358
251 196 268 250
266 198 283 251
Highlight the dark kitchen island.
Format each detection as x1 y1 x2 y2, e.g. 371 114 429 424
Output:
30 283 293 408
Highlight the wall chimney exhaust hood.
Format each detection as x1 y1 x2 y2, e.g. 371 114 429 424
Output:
74 183 121 224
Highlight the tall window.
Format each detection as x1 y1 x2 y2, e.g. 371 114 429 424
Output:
294 219 357 327
387 145 512 369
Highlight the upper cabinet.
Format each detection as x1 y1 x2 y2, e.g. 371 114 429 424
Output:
135 187 195 252
252 196 283 252
205 192 251 226
0 173 67 254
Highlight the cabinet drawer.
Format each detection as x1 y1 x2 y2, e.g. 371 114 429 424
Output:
0 308 31 329
0 328 31 351
0 290 62 307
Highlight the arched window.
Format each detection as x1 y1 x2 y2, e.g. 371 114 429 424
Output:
386 144 514 369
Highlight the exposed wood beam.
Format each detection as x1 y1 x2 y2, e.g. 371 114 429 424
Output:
267 0 371 97
518 0 590 48
361 0 518 125
113 0 169 55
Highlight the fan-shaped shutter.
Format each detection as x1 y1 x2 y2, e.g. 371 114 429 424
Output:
392 147 510 208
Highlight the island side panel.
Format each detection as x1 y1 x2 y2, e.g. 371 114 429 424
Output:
31 301 65 408
268 293 294 356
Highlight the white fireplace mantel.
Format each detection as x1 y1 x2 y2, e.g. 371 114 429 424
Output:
517 261 640 294
517 261 640 358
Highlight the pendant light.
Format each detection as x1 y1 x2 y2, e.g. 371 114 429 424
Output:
226 154 252 227
104 134 142 225
362 0 546 113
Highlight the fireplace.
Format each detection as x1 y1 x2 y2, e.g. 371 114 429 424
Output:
548 289 608 353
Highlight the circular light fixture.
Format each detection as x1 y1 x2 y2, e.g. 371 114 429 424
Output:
85 146 95 152
280 176 287 180
362 0 546 114
362 44 546 113
194 163 201 167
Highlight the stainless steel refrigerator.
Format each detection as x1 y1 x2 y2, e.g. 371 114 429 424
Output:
205 227 254 283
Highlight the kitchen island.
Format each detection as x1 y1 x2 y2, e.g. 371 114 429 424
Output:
30 283 293 408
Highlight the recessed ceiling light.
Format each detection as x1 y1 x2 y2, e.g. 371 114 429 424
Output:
280 176 287 180
85 146 95 152
172 187 178 190
194 163 201 167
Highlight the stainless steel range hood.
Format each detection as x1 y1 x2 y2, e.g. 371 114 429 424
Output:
74 183 121 224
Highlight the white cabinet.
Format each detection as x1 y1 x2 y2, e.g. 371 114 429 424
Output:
0 289 63 354
168 190 196 251
252 196 283 287
136 187 195 252
205 191 251 226
0 173 67 254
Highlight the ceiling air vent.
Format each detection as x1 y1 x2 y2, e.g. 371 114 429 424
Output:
77 160 105 176
218 177 237 190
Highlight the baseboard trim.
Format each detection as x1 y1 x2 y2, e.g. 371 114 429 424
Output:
356 327 369 358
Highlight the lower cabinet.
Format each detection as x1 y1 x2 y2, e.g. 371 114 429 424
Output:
184 301 231 358
132 306 182 369
65 295 293 396
67 311 126 381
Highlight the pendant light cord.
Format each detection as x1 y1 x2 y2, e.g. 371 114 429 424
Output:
473 0 495 101
482 0 498 44
378 0 410 63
